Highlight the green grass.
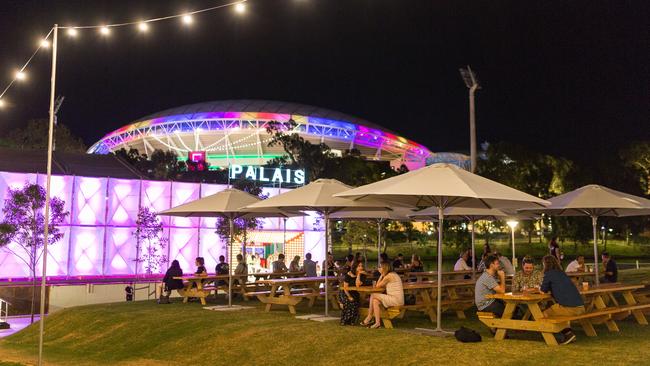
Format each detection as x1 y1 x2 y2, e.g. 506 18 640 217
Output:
2 269 650 366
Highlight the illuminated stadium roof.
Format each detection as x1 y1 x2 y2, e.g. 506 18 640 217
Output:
88 100 436 169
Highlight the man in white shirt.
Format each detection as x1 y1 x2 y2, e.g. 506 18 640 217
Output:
565 255 585 272
454 251 472 271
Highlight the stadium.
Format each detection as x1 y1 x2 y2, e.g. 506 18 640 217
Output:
88 99 468 171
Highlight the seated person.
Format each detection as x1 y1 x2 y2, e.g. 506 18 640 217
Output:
392 253 405 269
454 250 472 271
289 255 301 272
495 252 515 276
540 255 585 345
302 253 317 277
195 256 207 276
565 255 585 273
322 253 335 276
215 255 229 286
233 254 248 288
409 254 424 272
361 261 404 329
272 253 288 273
475 255 506 317
601 252 618 283
476 252 489 272
162 260 184 299
512 257 543 292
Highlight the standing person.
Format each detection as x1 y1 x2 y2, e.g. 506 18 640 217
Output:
392 253 405 269
215 255 229 286
302 253 317 277
289 255 301 272
601 252 618 283
322 253 335 276
361 262 404 329
161 260 184 301
565 255 585 273
512 257 543 292
339 261 367 325
549 236 561 262
272 254 288 273
540 255 585 344
475 255 507 317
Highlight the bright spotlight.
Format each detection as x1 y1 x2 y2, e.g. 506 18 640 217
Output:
67 28 78 37
235 3 246 14
40 39 50 48
138 22 149 32
182 14 193 25
100 26 110 35
15 71 26 81
0 99 5 108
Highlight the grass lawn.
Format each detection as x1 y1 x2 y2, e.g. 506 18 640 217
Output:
2 269 650 366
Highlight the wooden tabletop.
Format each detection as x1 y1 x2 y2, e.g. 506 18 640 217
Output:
487 292 552 302
252 271 306 278
256 276 337 285
347 286 384 293
173 274 247 281
580 283 644 295
406 270 473 276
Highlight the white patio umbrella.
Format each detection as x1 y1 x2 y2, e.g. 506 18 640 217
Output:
244 178 395 316
158 188 297 307
520 184 650 285
336 163 548 333
331 207 416 267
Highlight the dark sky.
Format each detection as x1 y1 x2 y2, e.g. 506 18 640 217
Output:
0 0 648 166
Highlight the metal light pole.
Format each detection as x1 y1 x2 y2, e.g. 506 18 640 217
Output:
38 24 58 366
507 220 518 268
459 66 481 173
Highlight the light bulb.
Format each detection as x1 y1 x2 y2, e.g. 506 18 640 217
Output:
0 99 5 108
40 39 50 48
235 3 246 14
100 26 110 35
138 22 149 32
67 28 78 37
15 71 26 81
182 14 193 25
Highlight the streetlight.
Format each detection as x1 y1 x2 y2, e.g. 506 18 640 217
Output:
459 65 481 173
507 220 519 268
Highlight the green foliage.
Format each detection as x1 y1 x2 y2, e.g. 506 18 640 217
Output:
113 148 185 180
340 221 377 255
214 180 267 247
621 141 650 195
1 119 86 152
133 207 168 275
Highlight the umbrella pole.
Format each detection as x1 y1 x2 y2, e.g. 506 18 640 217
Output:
592 216 600 286
436 206 444 332
470 219 476 279
229 218 234 307
324 213 330 316
377 221 382 267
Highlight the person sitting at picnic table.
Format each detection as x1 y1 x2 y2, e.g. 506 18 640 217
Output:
475 254 507 317
322 253 336 276
339 261 368 325
289 255 301 272
272 254 288 273
565 255 585 273
215 255 229 286
302 252 317 277
355 251 364 264
540 255 585 345
454 250 472 271
512 257 543 293
495 251 515 276
409 254 424 272
361 261 404 328
392 253 405 269
195 256 207 276
161 260 184 299
601 252 618 283
234 254 248 284
477 252 489 272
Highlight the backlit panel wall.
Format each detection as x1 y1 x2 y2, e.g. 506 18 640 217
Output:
0 172 315 278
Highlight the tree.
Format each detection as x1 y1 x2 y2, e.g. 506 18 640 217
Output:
133 207 168 276
112 148 185 181
1 119 86 152
621 142 650 195
341 221 377 257
0 183 69 323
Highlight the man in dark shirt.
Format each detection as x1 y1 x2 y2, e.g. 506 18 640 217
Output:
540 255 585 345
215 255 229 286
392 253 404 269
601 252 618 283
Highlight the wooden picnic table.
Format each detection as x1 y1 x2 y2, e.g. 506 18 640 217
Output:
252 271 306 280
480 283 650 346
403 270 474 282
254 276 338 314
173 274 248 305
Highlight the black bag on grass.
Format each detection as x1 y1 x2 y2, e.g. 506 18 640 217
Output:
454 326 482 342
404 294 416 305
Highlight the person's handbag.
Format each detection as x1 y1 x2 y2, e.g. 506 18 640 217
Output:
454 326 482 342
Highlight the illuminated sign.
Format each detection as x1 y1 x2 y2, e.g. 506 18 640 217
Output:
229 165 305 185
188 151 206 163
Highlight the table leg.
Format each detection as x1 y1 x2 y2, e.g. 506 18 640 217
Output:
419 289 436 323
528 303 559 346
593 295 619 332
622 291 648 325
494 302 517 341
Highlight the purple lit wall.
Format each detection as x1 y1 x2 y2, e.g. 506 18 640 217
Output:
0 172 324 278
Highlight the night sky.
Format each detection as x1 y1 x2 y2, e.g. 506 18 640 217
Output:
0 0 647 166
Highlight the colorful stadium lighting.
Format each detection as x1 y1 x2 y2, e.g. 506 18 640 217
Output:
100 26 110 36
138 22 149 32
235 3 246 14
182 14 193 25
40 39 51 48
15 70 26 81
67 28 78 37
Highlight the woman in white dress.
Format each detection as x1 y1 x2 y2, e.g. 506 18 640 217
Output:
361 261 404 328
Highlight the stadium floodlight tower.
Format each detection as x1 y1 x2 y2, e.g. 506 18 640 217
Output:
459 65 481 173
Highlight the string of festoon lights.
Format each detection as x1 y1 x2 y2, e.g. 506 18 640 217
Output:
0 0 247 108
